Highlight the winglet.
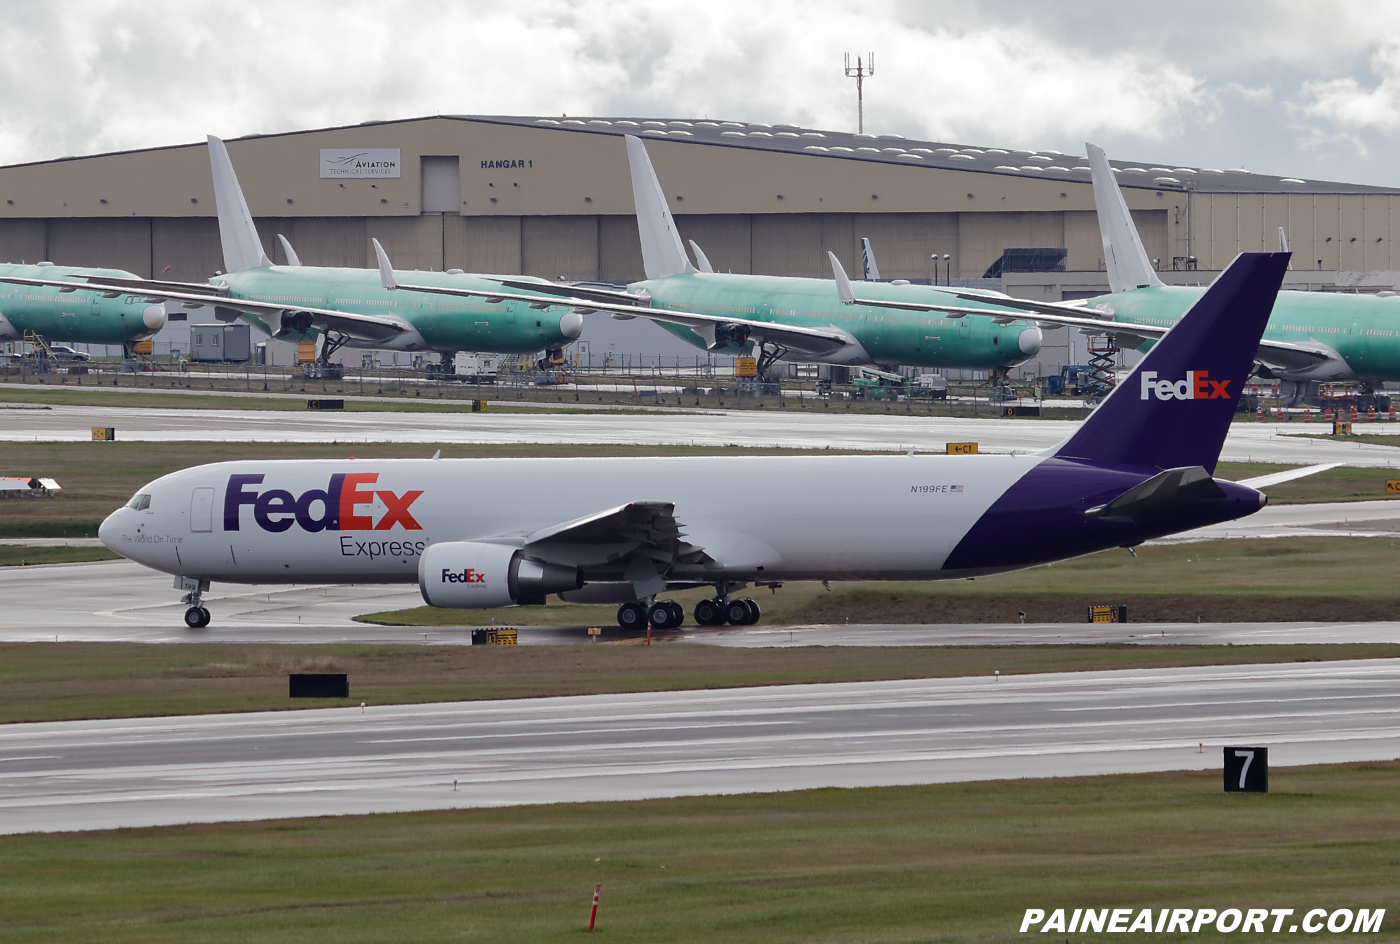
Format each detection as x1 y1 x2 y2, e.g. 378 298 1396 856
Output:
860 238 881 280
206 135 271 273
689 239 714 274
372 238 397 290
1278 226 1289 253
277 234 302 266
828 252 856 304
624 135 696 279
1086 142 1164 293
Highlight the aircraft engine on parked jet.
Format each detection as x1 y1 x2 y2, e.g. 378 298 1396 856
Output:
273 309 315 338
419 541 583 608
713 323 750 349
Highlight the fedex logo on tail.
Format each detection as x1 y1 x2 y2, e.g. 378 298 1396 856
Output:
224 473 423 533
1140 370 1231 401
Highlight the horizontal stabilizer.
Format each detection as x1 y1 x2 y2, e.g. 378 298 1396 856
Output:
1232 462 1342 489
1085 465 1224 518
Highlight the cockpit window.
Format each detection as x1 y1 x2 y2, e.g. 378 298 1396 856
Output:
126 493 151 511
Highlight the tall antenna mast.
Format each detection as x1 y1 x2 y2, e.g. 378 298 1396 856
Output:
844 52 875 134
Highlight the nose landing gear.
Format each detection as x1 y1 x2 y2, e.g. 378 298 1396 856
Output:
176 576 211 628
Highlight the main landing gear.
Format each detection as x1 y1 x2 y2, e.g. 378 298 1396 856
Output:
184 606 211 628
615 597 761 629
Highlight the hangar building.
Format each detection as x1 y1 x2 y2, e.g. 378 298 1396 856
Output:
3 115 1399 371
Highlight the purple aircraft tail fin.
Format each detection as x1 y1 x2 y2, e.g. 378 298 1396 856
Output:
1054 252 1289 474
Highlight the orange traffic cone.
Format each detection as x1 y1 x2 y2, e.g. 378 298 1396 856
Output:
1389 404 1396 422
1368 404 1377 422
1277 405 1286 421
1352 405 1360 422
1304 406 1312 423
1324 407 1334 421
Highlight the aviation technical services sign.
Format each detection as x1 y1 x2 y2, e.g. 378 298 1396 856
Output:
319 149 401 178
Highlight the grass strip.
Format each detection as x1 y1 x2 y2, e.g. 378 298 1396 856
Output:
0 641 1396 724
0 762 1395 942
0 545 118 566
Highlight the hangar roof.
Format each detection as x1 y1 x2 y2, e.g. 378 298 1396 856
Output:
475 115 1397 195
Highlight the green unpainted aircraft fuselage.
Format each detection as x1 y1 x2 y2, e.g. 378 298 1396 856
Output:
0 263 166 346
1095 285 1400 382
633 272 1042 369
216 266 577 354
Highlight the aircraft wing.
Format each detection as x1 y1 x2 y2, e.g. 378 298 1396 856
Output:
387 278 852 356
525 500 688 551
0 273 407 343
828 257 1337 369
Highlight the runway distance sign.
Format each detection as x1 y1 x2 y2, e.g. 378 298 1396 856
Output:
1224 745 1268 792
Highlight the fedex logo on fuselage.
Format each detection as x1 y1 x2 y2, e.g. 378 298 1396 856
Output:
224 473 423 533
1139 370 1230 401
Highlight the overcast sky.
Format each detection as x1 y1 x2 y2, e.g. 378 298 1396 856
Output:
5 1 1400 185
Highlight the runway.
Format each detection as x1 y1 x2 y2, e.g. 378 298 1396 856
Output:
3 557 1398 648
6 401 1400 466
1 659 1397 834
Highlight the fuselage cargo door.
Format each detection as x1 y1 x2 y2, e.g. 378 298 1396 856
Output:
190 487 214 533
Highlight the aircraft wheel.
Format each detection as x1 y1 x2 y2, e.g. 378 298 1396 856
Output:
723 599 751 625
667 600 685 626
184 606 210 629
741 598 761 625
617 602 648 630
694 599 725 626
649 601 681 629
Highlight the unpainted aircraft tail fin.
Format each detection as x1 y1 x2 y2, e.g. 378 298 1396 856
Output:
625 135 696 280
1086 142 1164 293
207 136 271 273
860 238 881 280
1053 251 1289 474
1278 226 1289 253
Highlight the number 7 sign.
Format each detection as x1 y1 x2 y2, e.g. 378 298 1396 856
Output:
1224 746 1269 792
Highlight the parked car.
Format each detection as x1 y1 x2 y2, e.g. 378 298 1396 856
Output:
47 345 91 362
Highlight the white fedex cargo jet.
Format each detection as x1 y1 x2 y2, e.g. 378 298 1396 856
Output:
102 253 1315 631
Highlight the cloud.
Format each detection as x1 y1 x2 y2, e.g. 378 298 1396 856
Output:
1297 43 1400 132
0 0 1210 164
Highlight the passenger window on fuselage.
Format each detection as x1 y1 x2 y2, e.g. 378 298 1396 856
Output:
127 493 151 511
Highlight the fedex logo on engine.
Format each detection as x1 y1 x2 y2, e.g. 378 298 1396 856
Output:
224 473 423 533
1139 370 1231 401
442 569 486 583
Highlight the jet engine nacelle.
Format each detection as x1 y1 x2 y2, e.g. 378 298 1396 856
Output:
273 309 315 338
712 323 750 350
418 541 583 608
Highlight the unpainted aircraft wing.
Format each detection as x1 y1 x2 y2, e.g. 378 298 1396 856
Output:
828 260 1335 368
387 278 851 356
0 273 407 343
1230 462 1342 489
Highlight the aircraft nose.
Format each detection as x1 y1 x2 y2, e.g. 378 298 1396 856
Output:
557 310 584 339
98 508 123 552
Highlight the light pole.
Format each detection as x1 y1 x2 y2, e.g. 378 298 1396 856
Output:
943 253 952 286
